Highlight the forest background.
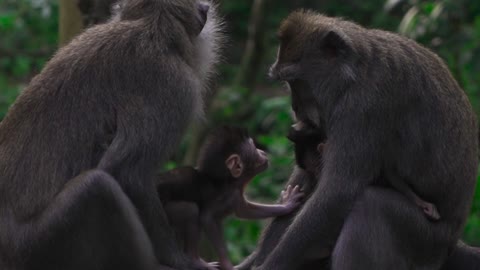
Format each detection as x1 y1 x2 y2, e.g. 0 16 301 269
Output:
0 0 479 263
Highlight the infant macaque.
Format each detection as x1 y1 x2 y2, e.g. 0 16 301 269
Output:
156 127 304 270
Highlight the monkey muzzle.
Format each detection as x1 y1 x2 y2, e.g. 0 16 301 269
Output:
197 2 210 28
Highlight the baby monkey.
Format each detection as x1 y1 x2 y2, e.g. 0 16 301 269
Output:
156 127 304 270
289 121 440 221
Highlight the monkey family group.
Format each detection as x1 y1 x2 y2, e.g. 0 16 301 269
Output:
0 1 478 270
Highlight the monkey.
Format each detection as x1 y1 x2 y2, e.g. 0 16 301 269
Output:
253 11 478 270
287 121 327 176
156 127 304 270
0 0 223 269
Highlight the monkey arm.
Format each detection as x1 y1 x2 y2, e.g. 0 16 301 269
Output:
96 92 196 268
201 213 234 270
235 185 304 219
235 201 291 219
97 94 191 179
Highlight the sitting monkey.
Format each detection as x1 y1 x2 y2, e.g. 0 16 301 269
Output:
290 121 440 221
238 121 442 270
156 127 304 270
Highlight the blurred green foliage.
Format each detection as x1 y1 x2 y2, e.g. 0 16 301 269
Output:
0 0 479 263
0 0 58 119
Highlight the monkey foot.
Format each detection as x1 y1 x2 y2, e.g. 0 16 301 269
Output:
422 203 441 221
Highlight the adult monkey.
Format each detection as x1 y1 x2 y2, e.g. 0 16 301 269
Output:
253 11 478 270
0 0 223 270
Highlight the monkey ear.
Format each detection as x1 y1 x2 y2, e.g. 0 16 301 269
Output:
226 154 243 178
320 30 353 57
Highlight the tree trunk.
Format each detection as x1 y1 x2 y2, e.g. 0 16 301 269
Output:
234 0 268 89
59 0 84 46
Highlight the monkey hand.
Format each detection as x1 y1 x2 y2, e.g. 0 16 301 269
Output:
280 185 304 212
191 258 221 270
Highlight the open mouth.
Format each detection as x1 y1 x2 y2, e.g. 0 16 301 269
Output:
257 160 270 171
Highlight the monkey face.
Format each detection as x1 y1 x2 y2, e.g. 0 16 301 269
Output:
270 11 359 133
173 0 211 36
290 80 323 129
169 0 211 37
287 123 326 174
195 2 210 34
269 44 302 82
270 11 356 83
268 13 311 82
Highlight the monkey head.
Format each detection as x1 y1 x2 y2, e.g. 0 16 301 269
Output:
287 122 326 175
112 0 223 118
116 0 213 37
227 134 269 180
269 11 359 129
197 127 269 182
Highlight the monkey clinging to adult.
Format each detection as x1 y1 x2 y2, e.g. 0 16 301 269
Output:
156 127 304 270
257 11 478 270
291 121 441 221
0 0 223 270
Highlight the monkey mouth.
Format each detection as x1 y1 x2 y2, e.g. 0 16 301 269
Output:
268 65 280 81
256 160 269 172
198 3 209 22
291 122 305 131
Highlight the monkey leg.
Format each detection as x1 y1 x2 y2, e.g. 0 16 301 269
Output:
416 199 441 221
4 169 173 270
165 202 217 270
331 187 450 270
165 202 201 257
